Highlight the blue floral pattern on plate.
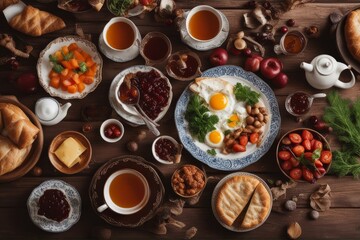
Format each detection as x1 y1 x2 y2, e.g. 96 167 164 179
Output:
175 65 281 171
27 180 81 232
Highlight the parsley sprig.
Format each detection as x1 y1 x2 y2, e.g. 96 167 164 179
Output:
233 83 260 106
185 95 219 142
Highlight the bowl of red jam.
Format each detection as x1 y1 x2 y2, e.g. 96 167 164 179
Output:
100 119 124 143
152 135 181 164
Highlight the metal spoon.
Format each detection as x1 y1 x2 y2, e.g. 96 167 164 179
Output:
119 84 160 136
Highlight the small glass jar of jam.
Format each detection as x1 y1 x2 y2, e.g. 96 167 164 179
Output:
285 91 312 116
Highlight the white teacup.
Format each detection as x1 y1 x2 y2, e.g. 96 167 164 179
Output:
97 169 150 215
101 17 140 59
185 5 223 42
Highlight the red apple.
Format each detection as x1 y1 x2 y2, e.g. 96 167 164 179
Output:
260 58 282 79
244 57 261 72
271 72 288 88
209 48 228 66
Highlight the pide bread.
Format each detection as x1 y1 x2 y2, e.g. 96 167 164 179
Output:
9 6 66 37
215 174 271 230
0 103 39 176
240 182 271 229
345 9 360 62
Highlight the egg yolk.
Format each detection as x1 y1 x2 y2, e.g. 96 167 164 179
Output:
209 130 222 144
227 114 240 128
210 93 228 110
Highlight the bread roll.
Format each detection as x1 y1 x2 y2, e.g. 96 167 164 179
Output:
345 9 360 62
0 103 39 149
0 136 31 176
9 5 66 37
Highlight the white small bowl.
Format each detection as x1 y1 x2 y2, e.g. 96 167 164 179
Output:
100 119 124 143
152 135 179 164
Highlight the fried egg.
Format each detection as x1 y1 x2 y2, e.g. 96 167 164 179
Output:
205 129 224 148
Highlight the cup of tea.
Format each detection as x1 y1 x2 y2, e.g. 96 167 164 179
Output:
102 17 140 54
274 30 307 55
140 32 172 66
96 169 150 215
185 5 223 42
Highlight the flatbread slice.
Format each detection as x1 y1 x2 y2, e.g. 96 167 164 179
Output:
216 175 260 226
240 182 271 229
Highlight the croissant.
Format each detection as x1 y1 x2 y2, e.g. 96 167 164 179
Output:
0 136 31 176
0 0 19 11
0 103 39 149
9 5 66 37
345 9 360 62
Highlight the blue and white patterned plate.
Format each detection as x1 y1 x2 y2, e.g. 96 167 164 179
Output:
175 65 281 171
27 180 81 233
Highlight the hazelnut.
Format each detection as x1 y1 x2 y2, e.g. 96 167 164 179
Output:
126 141 138 152
309 210 320 220
284 200 297 211
305 26 319 38
236 31 245 39
32 166 42 177
234 38 247 50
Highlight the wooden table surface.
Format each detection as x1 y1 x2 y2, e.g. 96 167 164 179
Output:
1 0 360 239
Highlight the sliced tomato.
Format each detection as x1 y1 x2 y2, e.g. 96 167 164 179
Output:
302 168 314 183
289 133 302 144
233 144 246 152
281 161 293 171
292 145 305 157
311 140 323 151
278 150 291 161
302 139 312 151
289 168 302 180
289 157 300 167
302 129 314 140
320 150 332 164
314 159 323 168
249 132 259 144
304 152 313 161
239 135 248 146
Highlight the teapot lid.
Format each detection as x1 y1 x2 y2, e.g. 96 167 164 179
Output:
315 55 336 76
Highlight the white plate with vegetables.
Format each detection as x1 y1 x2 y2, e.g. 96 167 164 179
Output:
175 65 280 171
37 36 103 99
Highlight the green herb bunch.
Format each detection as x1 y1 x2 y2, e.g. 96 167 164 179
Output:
108 0 132 16
185 95 219 143
233 83 260 106
323 91 360 178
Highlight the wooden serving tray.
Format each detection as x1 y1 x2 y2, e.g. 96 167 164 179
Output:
0 96 43 182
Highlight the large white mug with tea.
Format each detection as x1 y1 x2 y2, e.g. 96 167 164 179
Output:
185 5 223 42
96 169 150 215
101 17 140 61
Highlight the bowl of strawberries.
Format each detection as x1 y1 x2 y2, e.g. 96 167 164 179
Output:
276 128 332 183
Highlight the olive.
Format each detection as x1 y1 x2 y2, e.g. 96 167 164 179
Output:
286 19 296 27
280 26 289 34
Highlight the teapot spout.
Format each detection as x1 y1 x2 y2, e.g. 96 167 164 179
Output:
60 102 72 118
300 62 314 72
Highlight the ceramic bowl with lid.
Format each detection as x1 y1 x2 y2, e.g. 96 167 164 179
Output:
166 50 202 81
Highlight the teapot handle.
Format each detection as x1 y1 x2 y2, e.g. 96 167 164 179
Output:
334 68 356 89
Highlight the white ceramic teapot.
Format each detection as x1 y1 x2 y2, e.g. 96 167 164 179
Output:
300 54 356 90
35 97 71 126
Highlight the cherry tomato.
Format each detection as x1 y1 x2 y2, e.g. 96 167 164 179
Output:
233 144 246 152
320 150 332 164
278 150 291 161
140 0 153 5
292 145 305 157
314 159 323 167
302 139 312 151
288 133 302 144
304 152 313 161
302 168 314 183
302 129 314 140
281 161 293 171
311 140 323 151
290 157 300 167
239 135 248 146
249 132 259 144
289 168 302 180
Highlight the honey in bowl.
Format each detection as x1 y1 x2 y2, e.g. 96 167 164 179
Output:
106 21 135 50
109 172 145 208
188 10 220 41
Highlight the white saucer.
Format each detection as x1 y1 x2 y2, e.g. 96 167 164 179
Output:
108 65 173 126
27 180 81 233
179 10 229 51
98 29 142 62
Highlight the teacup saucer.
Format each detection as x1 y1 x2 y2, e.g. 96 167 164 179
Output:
179 10 229 51
98 29 142 62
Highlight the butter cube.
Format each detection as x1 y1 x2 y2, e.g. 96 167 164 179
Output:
55 137 86 168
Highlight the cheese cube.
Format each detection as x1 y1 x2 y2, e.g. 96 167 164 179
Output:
54 137 86 168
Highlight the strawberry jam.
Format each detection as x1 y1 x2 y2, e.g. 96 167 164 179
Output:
38 189 70 222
